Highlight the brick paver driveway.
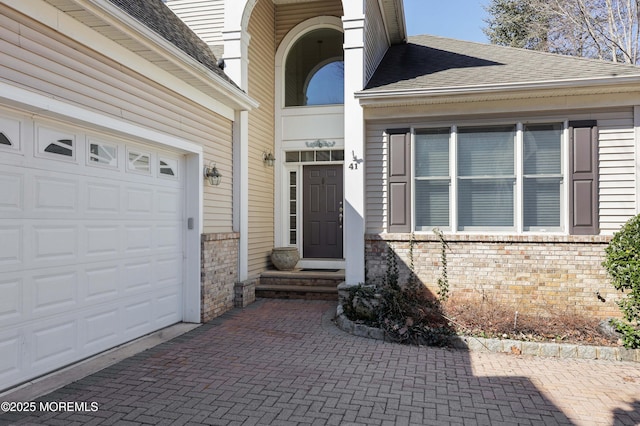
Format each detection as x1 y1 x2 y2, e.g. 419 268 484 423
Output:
3 299 640 425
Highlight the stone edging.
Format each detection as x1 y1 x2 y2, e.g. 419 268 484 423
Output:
334 305 640 362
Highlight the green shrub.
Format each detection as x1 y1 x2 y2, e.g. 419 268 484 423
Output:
603 213 640 348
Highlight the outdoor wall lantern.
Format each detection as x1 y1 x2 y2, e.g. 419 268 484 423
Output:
203 162 222 186
263 151 276 167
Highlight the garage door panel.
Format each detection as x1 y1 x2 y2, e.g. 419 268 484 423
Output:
123 261 153 293
124 299 153 336
125 225 153 253
0 277 22 323
126 187 153 215
84 265 119 302
83 308 120 351
157 189 181 217
0 331 22 384
33 225 78 262
85 182 120 215
33 175 79 213
156 289 181 323
85 225 120 257
0 171 23 212
156 224 182 250
0 225 22 266
156 257 182 286
32 271 78 315
31 319 77 369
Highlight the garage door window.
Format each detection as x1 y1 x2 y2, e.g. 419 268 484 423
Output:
0 117 20 151
128 150 151 174
44 139 73 157
0 133 11 146
159 158 177 178
89 142 118 167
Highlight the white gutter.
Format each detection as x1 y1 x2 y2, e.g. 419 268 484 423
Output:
78 0 259 112
356 74 640 104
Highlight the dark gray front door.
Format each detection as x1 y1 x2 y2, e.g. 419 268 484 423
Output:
303 164 343 259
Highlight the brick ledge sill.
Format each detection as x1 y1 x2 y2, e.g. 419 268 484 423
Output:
367 233 612 244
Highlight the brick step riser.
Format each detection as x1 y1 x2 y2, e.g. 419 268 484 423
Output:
259 277 343 288
255 289 338 301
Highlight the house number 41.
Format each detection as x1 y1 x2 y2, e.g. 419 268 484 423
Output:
349 151 363 170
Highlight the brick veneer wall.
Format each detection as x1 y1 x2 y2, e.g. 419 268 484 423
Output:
201 232 240 322
365 233 621 320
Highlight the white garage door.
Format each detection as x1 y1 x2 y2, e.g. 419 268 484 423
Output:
0 110 186 391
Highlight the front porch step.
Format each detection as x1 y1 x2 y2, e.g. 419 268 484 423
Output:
256 269 344 301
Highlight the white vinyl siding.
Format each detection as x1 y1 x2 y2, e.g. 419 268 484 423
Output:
247 0 276 277
165 0 225 47
366 122 387 234
364 0 388 85
598 112 637 233
275 1 343 49
1 5 234 234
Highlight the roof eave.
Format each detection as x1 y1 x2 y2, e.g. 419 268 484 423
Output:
378 0 406 45
77 0 258 112
356 74 640 106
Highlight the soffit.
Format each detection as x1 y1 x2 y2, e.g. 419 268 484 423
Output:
378 0 406 44
41 0 256 112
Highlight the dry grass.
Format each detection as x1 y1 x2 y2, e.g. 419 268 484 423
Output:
442 294 620 347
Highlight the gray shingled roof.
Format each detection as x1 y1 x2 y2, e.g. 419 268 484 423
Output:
106 0 232 84
365 34 640 92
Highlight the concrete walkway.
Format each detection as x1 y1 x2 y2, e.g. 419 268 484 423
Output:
2 299 640 425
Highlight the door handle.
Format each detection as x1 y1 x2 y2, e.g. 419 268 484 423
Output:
338 201 343 229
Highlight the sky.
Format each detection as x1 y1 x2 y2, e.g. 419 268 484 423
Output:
403 0 489 42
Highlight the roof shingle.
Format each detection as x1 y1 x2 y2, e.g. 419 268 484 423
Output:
107 0 231 83
365 34 640 92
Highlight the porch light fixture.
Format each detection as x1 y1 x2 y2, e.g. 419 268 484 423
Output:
203 162 222 186
263 151 276 167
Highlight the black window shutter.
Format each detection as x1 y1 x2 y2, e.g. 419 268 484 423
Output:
387 129 411 233
569 121 598 235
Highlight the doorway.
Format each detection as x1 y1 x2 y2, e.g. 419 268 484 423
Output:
303 164 344 259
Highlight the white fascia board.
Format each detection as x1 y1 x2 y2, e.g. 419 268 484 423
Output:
355 74 640 105
3 0 257 119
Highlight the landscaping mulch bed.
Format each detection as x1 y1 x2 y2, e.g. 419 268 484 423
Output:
443 296 620 347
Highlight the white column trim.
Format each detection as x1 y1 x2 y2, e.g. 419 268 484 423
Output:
342 3 366 285
515 123 524 233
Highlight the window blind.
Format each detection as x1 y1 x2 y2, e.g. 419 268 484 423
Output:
457 126 515 229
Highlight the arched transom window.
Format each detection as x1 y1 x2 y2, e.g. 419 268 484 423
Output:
285 28 344 107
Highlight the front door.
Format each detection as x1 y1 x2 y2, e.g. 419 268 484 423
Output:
303 164 343 258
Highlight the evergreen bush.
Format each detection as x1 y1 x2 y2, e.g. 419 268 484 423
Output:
603 213 640 348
